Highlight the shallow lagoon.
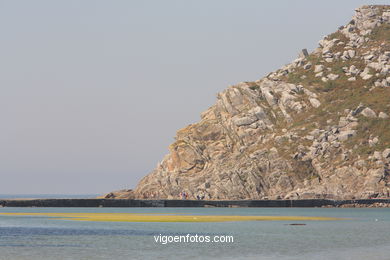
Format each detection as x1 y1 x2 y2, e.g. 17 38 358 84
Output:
0 207 389 260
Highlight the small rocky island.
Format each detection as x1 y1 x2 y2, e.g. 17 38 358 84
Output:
110 5 390 201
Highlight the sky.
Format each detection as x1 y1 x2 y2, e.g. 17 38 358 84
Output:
0 0 388 195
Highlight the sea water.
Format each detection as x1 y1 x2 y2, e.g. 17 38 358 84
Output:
0 207 389 260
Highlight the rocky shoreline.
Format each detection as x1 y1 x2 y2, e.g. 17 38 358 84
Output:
0 198 389 208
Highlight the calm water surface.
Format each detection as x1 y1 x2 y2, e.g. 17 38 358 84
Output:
0 207 389 260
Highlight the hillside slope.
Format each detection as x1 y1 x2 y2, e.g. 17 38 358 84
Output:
131 5 390 200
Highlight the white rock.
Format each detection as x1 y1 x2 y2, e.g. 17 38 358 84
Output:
360 67 373 80
369 137 379 147
348 49 356 58
327 73 339 80
250 106 269 121
361 107 377 118
383 148 390 159
378 112 389 119
355 160 366 168
338 130 356 141
314 65 324 73
383 11 390 19
373 151 382 161
233 116 258 126
339 117 349 127
263 90 277 106
368 62 382 71
309 98 321 108
303 88 317 98
364 54 375 60
348 77 356 81
374 81 383 87
349 65 360 75
342 50 350 60
362 74 373 80
340 153 349 161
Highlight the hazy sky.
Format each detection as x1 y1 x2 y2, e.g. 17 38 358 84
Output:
1 0 388 194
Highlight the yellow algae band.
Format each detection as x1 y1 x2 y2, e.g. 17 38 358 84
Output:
0 212 343 223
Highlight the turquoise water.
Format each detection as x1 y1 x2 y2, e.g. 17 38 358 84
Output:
0 207 389 260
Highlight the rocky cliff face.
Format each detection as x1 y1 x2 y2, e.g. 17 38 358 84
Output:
133 5 390 200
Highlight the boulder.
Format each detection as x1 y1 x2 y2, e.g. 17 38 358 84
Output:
361 107 377 118
348 49 356 58
233 116 258 127
360 67 373 80
338 130 356 141
327 74 339 80
309 98 321 108
314 65 324 73
379 112 389 119
382 149 390 159
373 151 382 161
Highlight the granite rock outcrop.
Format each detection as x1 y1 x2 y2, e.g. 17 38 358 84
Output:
129 6 390 200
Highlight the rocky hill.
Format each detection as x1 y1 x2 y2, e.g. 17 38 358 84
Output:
117 5 390 200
